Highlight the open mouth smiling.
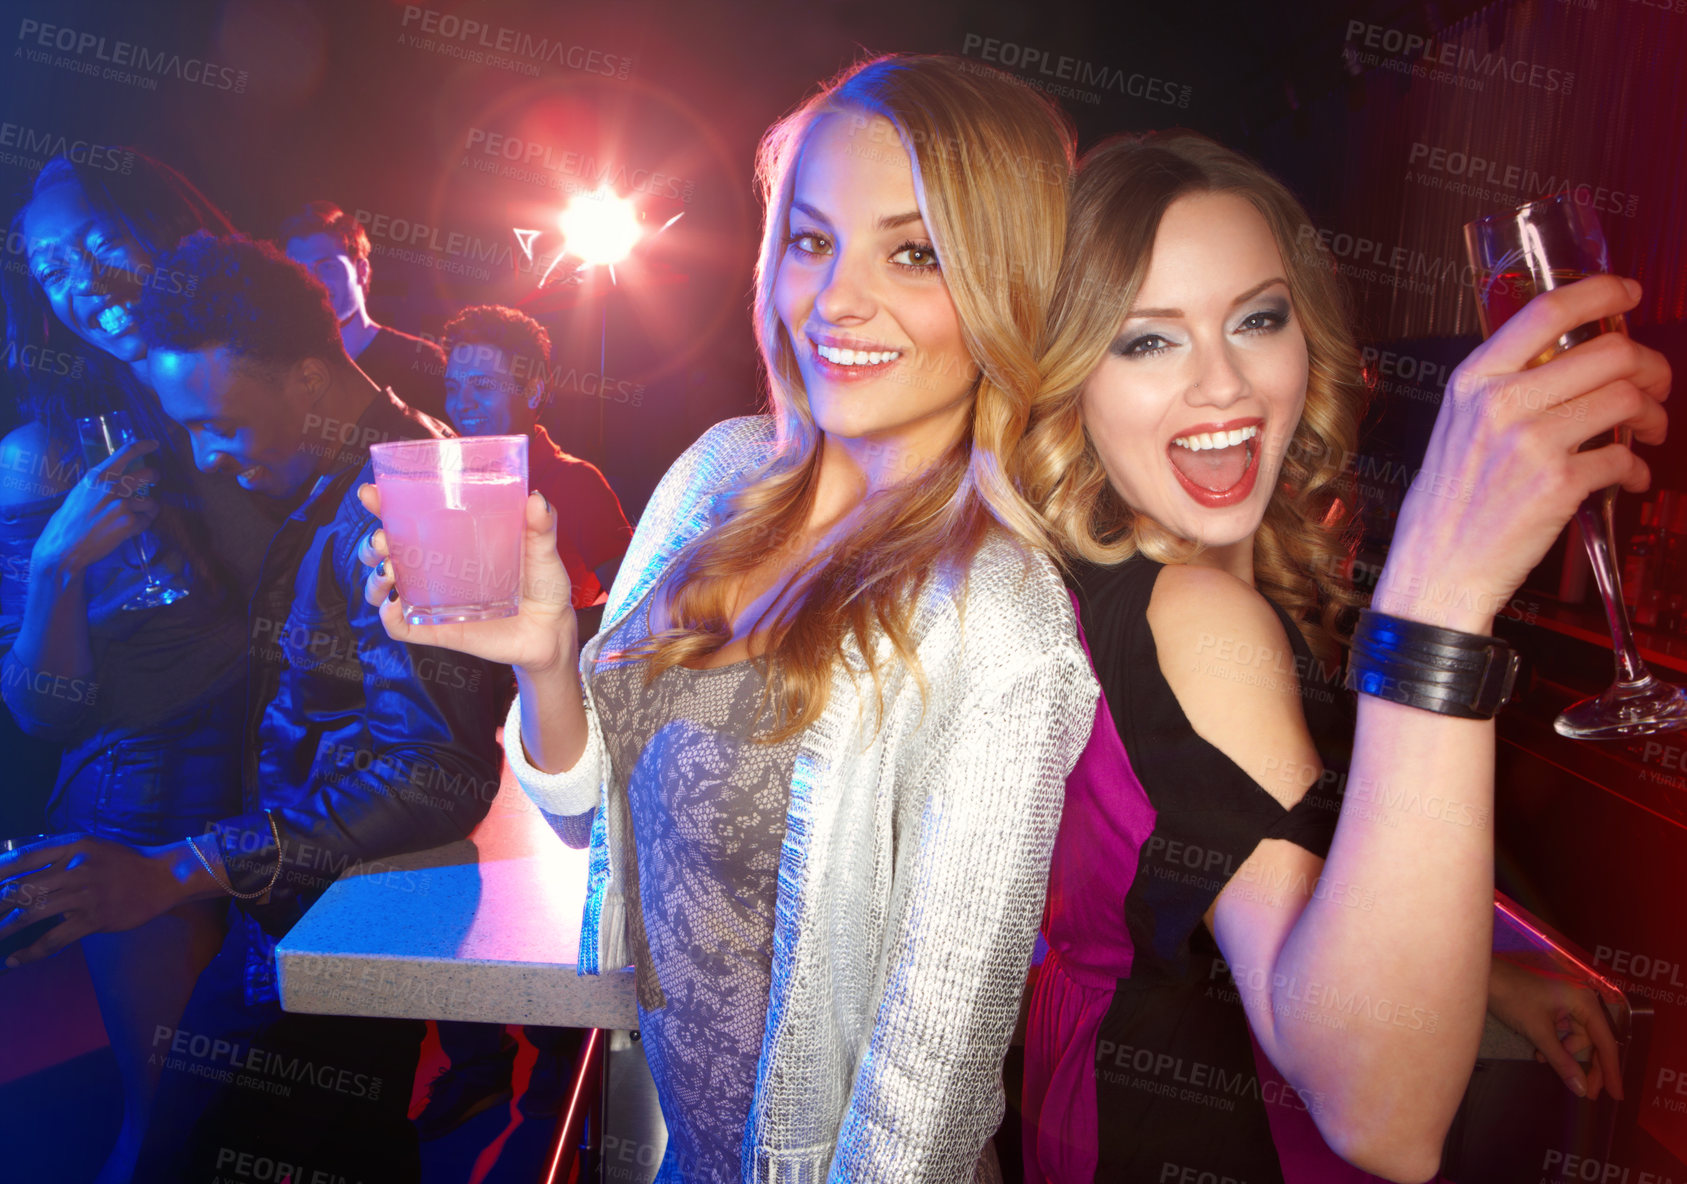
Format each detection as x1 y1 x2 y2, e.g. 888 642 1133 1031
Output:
1166 419 1263 508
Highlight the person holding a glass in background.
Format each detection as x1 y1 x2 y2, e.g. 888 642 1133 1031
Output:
0 152 279 1184
0 230 508 1182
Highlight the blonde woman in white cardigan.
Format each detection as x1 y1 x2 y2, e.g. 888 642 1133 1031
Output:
360 55 1095 1183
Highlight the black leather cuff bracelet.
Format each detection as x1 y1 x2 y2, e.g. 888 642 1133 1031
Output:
1344 610 1521 720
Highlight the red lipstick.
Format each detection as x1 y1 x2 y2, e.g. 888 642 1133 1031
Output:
1166 417 1264 509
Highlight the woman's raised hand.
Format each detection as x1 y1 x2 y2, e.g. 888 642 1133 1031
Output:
356 483 577 673
1377 275 1669 633
30 440 160 577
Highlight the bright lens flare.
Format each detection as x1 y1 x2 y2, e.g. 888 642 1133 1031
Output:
557 187 643 267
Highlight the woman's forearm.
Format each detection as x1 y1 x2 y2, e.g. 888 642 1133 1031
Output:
3 556 97 728
512 643 590 775
1263 571 1497 1179
1272 697 1492 1178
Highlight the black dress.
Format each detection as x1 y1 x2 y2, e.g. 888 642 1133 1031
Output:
1075 556 1354 1182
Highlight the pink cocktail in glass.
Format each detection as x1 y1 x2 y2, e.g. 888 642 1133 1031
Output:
371 435 528 625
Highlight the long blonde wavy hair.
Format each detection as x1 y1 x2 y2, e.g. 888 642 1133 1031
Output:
1022 130 1367 663
636 55 1075 739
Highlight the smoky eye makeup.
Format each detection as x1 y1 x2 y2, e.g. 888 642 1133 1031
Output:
1237 300 1292 333
1109 327 1178 359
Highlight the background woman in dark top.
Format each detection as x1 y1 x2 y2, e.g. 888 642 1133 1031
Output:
0 152 277 1183
1020 131 1663 1182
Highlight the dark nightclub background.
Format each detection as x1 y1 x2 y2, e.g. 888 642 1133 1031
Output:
2 0 1686 1180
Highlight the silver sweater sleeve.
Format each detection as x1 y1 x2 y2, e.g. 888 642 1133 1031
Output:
827 641 1094 1181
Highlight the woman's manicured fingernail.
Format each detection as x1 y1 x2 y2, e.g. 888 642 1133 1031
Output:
387 589 398 603
534 489 550 514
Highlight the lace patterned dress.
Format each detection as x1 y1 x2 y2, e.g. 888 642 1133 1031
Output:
591 597 798 1183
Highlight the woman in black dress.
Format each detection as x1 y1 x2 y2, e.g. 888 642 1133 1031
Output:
1021 131 1658 1182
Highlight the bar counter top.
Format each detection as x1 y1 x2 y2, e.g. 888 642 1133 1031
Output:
275 758 636 1030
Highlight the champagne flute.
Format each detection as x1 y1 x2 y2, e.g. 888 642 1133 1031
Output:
74 411 191 611
1464 193 1687 738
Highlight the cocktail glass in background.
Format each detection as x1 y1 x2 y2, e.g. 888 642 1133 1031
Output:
74 411 191 610
1464 192 1687 738
371 435 528 626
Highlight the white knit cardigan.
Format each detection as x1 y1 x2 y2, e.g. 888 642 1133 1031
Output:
505 416 1098 1182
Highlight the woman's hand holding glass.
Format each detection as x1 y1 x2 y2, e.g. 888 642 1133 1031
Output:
356 483 576 673
30 440 160 579
1375 275 1669 634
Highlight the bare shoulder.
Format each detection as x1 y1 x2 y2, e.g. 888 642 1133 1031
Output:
0 421 73 508
1147 563 1285 649
1147 563 1323 809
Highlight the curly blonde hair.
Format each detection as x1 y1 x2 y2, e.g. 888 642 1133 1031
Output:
636 55 1075 739
1021 130 1366 663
